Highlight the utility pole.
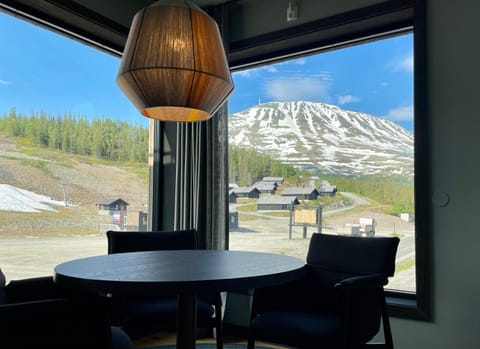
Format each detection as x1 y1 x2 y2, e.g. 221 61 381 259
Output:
60 182 68 207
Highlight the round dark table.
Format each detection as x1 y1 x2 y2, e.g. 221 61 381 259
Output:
54 250 305 349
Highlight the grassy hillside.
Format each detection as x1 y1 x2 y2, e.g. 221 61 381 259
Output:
0 134 148 237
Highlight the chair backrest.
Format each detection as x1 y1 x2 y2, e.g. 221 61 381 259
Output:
106 229 198 254
304 233 399 311
307 233 399 276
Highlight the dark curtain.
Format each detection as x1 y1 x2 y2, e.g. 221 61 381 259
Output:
171 104 229 250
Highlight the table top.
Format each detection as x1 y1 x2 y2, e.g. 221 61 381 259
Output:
54 250 306 296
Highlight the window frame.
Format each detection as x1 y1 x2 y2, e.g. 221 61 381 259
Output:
0 0 430 321
227 0 431 321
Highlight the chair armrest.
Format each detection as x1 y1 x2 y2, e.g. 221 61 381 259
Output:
335 274 388 290
334 274 387 344
5 276 66 302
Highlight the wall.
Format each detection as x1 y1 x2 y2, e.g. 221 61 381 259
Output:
391 1 480 348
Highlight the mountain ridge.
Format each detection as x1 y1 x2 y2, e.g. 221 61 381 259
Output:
228 101 413 177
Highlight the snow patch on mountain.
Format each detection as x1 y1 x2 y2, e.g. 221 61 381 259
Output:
229 101 414 176
0 184 65 212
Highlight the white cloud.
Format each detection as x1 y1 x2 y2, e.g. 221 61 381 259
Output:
392 53 413 73
337 94 360 105
293 58 306 65
233 69 254 78
385 105 413 121
0 79 12 85
233 66 278 79
303 71 333 81
264 77 331 102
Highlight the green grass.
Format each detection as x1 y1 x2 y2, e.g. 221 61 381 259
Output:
390 232 406 239
306 193 353 208
0 155 20 161
20 158 47 169
9 142 148 180
236 198 258 204
236 203 258 212
396 257 415 273
16 158 55 177
0 206 104 237
263 211 290 218
122 165 149 184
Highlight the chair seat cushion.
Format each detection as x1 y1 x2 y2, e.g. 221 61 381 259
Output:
251 310 341 348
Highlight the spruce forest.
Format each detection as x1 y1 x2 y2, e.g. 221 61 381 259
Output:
228 145 300 186
0 109 148 163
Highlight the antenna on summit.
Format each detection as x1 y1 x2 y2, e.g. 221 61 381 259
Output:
258 97 261 105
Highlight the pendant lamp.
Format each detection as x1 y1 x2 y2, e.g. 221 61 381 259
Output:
116 0 234 122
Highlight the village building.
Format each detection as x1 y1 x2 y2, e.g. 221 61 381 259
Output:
257 195 299 211
228 190 238 204
318 185 337 197
262 176 284 185
251 181 277 194
280 187 319 200
231 186 260 199
97 198 129 215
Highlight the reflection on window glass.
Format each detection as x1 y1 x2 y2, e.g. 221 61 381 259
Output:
0 13 149 281
228 34 415 292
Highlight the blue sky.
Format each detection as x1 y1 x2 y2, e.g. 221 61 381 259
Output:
0 12 413 131
231 35 414 131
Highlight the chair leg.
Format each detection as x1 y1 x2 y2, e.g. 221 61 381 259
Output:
215 302 223 349
247 336 255 349
381 297 394 349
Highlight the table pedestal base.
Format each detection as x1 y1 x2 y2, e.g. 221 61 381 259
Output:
177 291 197 349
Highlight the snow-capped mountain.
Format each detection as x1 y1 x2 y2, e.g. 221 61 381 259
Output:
228 101 413 177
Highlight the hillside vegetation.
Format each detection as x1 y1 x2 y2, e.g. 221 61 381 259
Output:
229 145 304 186
317 175 414 216
0 110 413 237
0 109 148 162
0 131 149 237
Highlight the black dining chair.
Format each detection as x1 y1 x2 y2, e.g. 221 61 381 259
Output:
247 233 400 349
106 229 224 348
0 270 134 349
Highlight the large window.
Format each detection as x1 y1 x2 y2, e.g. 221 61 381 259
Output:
228 33 416 293
1 0 428 321
0 13 149 281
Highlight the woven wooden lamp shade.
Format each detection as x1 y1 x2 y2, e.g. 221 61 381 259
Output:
116 0 233 122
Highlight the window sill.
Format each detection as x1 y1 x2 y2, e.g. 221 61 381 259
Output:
386 290 431 321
